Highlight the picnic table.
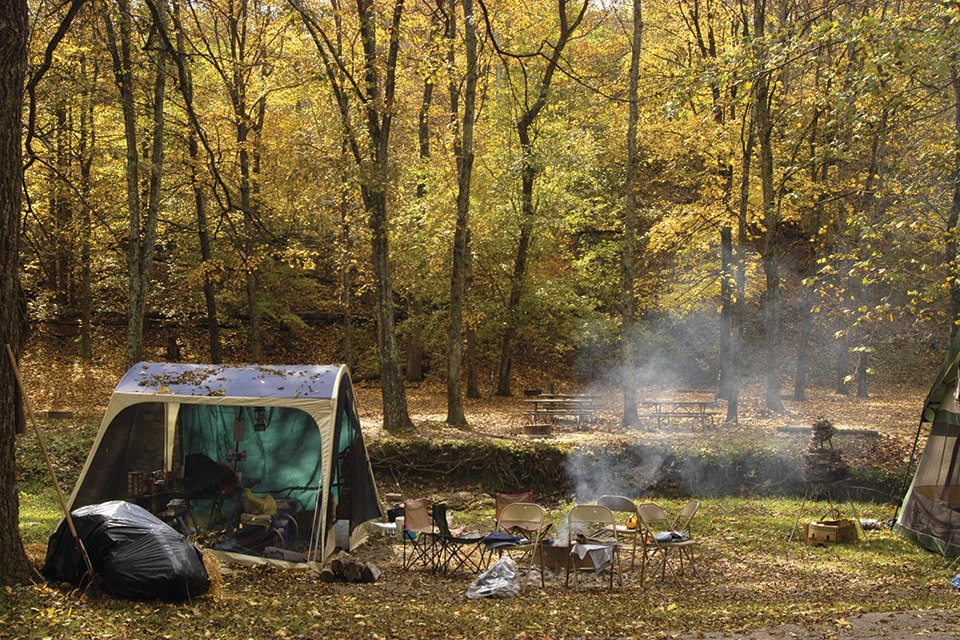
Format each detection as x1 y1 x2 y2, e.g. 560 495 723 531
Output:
641 399 719 430
523 394 600 429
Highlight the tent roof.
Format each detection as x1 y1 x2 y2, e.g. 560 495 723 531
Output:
116 362 345 401
922 332 960 422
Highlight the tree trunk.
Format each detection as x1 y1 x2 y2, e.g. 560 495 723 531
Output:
240 122 262 363
173 2 221 363
620 0 642 428
493 0 588 397
754 0 784 414
447 0 477 424
727 86 754 425
105 0 166 370
340 159 355 371
292 0 412 432
496 157 534 397
949 64 960 339
365 186 413 432
53 101 72 312
0 0 34 584
406 299 424 382
78 58 94 360
719 226 734 402
465 231 480 400
856 348 869 398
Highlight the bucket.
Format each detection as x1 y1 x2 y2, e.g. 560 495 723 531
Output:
334 519 350 549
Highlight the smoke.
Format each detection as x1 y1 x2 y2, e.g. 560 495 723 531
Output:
563 446 669 503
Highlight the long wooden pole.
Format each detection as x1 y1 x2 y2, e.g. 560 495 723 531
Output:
5 344 98 591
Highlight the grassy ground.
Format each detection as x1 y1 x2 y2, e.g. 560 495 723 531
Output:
6 373 960 639
7 478 960 639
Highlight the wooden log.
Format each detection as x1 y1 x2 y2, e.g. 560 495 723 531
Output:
329 551 351 576
361 562 381 583
343 561 363 583
319 567 336 583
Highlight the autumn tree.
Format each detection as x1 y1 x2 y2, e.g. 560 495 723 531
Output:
292 0 414 432
482 0 589 397
620 0 641 427
0 0 36 586
445 0 480 425
101 0 169 369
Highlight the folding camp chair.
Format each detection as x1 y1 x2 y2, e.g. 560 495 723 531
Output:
597 495 642 571
637 502 703 586
485 502 547 590
401 498 439 571
566 504 622 589
494 492 534 528
431 504 486 577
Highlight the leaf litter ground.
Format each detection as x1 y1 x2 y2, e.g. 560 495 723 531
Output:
10 354 960 639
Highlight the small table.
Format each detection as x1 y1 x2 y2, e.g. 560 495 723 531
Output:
641 400 719 430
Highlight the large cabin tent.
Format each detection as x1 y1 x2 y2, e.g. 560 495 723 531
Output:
67 362 382 564
895 332 960 556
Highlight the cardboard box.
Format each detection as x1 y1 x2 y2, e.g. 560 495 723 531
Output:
804 517 858 546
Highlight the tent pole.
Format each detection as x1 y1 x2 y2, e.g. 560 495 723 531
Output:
892 416 927 524
5 344 99 593
788 486 811 543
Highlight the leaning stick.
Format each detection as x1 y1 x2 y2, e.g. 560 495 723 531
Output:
5 344 98 592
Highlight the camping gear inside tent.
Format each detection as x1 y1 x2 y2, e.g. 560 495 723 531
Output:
895 332 960 556
67 362 382 565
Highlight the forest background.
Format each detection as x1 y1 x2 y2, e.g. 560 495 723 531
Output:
14 0 960 433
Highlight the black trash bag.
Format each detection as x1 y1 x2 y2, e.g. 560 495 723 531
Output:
43 501 209 601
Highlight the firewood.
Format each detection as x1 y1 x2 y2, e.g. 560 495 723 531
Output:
319 567 336 583
361 562 381 583
329 551 350 575
343 561 363 582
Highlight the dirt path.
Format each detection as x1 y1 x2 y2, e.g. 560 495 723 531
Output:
671 609 960 639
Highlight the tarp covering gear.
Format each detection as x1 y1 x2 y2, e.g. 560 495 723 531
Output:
43 501 209 601
896 330 960 555
66 362 382 564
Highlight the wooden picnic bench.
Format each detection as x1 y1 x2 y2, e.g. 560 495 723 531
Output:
641 399 719 430
523 394 600 430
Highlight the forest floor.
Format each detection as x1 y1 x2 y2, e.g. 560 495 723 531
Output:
15 345 958 639
353 376 923 443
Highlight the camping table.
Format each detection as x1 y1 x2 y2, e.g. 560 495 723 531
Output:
641 400 719 430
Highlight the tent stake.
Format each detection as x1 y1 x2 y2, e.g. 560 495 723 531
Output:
5 344 99 594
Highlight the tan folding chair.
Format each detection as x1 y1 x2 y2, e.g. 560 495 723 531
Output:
494 492 534 528
637 502 702 586
671 500 702 578
565 504 622 589
487 502 547 590
401 498 439 571
597 495 641 571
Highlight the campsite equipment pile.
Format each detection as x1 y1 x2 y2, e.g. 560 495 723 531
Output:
802 417 849 485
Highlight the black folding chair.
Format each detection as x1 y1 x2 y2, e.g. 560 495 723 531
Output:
432 504 486 577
